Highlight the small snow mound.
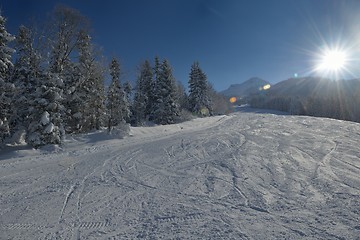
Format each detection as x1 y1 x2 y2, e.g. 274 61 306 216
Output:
109 123 130 139
44 123 55 133
40 111 50 125
39 144 63 153
9 129 27 145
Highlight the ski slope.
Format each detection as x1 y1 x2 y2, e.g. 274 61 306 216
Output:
1 110 360 239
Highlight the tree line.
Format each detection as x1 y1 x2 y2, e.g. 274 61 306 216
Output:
0 6 230 148
249 93 360 123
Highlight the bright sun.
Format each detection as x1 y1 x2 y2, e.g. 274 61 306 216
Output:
316 49 347 72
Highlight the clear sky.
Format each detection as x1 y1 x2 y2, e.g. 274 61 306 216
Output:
2 0 360 91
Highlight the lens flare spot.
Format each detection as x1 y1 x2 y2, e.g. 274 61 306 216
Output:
200 107 209 116
229 97 237 103
263 84 271 90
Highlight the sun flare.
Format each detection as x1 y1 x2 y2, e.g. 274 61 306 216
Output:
316 49 347 73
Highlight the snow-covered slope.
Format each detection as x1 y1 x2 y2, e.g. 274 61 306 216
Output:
1 111 359 239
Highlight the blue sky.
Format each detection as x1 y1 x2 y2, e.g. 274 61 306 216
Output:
2 0 360 91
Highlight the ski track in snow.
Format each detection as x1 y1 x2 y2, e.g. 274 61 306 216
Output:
1 112 360 239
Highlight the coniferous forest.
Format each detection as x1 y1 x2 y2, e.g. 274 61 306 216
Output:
0 6 230 148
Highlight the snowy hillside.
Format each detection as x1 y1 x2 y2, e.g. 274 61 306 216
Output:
1 110 360 239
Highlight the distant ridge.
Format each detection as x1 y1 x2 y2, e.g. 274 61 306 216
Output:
221 77 270 97
248 76 360 123
268 77 360 98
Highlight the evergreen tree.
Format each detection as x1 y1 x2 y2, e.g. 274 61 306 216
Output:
149 56 161 120
188 61 213 116
176 81 189 110
152 59 179 124
133 81 146 125
133 60 153 125
107 58 129 132
47 6 89 134
79 31 106 131
65 30 105 132
11 25 42 139
153 56 161 83
27 73 66 147
0 12 15 145
12 24 70 147
123 81 132 123
124 81 132 101
143 61 154 117
90 63 106 130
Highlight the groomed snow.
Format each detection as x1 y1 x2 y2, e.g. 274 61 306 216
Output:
1 110 359 239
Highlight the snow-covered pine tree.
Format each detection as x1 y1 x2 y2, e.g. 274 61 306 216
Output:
11 25 42 142
0 13 14 77
27 78 66 148
188 61 213 116
65 30 105 133
26 73 66 147
89 62 106 130
107 58 129 132
123 81 132 123
175 81 189 110
148 56 161 120
24 6 90 146
47 6 89 134
143 61 154 118
79 30 105 132
152 59 179 124
133 60 153 125
124 81 132 102
133 80 146 125
0 12 15 145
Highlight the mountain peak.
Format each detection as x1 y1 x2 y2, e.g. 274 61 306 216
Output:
221 77 270 97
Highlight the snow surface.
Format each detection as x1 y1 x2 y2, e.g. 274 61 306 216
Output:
40 112 50 126
1 111 360 239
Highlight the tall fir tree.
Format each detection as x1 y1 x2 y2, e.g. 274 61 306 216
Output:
152 59 179 124
123 81 132 123
11 25 42 141
149 56 161 120
22 6 87 146
175 81 189 110
90 63 106 129
65 30 105 133
143 61 155 117
47 6 89 134
0 12 15 145
107 58 129 132
188 61 213 116
27 73 66 147
78 30 106 132
133 60 153 125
